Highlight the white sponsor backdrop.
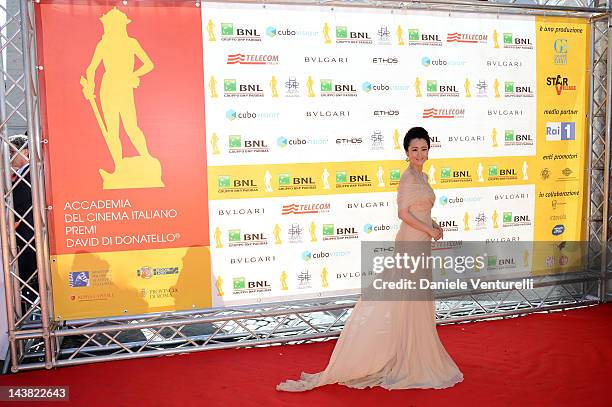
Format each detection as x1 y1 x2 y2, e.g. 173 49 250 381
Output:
202 3 538 306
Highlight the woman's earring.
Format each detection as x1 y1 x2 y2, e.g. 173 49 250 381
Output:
405 157 410 162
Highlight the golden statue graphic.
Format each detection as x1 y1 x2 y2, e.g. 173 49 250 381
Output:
310 222 317 242
307 75 315 97
280 271 288 291
494 78 501 98
464 78 471 97
491 128 498 147
415 77 422 98
393 129 401 150
214 227 223 248
493 29 499 49
209 76 218 98
216 275 224 297
397 25 405 46
523 250 530 267
463 212 470 231
207 19 216 42
321 267 329 288
81 7 163 190
270 76 279 98
274 223 282 245
493 210 499 228
474 257 481 272
211 132 220 155
323 22 331 44
440 262 447 276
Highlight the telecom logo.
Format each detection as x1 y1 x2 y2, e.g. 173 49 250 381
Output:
504 81 534 98
320 79 358 97
226 53 279 65
500 32 533 49
546 122 576 141
422 107 465 119
228 135 269 154
221 23 261 42
282 202 331 215
407 29 443 46
426 80 460 97
336 26 373 44
447 32 488 44
554 39 569 65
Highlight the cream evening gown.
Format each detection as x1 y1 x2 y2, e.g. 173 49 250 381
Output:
276 167 464 391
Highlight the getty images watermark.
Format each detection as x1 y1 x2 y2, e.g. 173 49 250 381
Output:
360 241 587 301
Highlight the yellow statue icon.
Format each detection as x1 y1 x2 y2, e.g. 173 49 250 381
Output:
81 7 163 190
440 262 447 276
493 210 499 228
211 132 220 155
463 212 470 231
491 128 498 147
464 78 471 97
280 271 288 291
523 250 529 267
310 222 317 242
209 75 218 98
207 19 216 42
397 25 405 46
307 75 315 97
415 77 422 98
270 76 279 98
274 223 282 245
474 257 481 272
216 275 224 297
214 226 223 248
494 78 501 98
321 267 329 288
493 29 499 49
393 129 401 150
323 22 331 44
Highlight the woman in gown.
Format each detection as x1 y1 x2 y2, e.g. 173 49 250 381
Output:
277 127 463 391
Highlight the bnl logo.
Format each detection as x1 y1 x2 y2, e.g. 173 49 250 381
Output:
546 122 575 141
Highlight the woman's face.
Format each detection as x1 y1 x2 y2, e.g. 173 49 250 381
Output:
406 138 429 166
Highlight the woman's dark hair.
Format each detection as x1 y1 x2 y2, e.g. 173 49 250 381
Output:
403 127 430 150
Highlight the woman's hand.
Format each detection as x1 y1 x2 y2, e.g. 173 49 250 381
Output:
429 227 443 241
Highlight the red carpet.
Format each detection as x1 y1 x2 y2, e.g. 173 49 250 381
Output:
1 304 611 407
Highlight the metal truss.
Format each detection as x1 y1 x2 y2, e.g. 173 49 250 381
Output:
7 272 597 370
1 0 610 373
